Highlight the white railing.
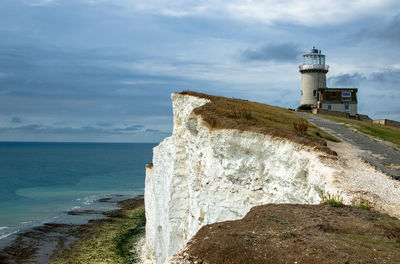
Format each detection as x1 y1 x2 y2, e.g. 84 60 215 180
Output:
299 64 329 71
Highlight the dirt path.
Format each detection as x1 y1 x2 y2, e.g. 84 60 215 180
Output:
296 112 400 180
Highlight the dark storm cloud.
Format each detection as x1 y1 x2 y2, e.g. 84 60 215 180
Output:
96 122 113 127
329 69 400 90
241 43 301 62
11 116 22 123
328 73 366 87
369 69 400 84
145 128 161 133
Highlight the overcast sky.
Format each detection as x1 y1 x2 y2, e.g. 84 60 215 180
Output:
1 0 399 142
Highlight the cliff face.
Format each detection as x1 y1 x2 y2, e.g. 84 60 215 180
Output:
144 93 400 264
144 93 340 264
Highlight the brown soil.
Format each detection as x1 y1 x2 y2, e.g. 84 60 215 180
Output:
170 204 400 264
180 91 338 155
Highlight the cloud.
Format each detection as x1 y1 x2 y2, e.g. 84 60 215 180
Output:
329 69 400 90
113 124 144 132
241 43 301 62
328 73 366 87
145 128 161 133
76 0 400 26
11 116 23 124
369 69 400 84
96 122 113 127
357 13 400 43
29 0 58 6
119 80 168 85
0 123 165 135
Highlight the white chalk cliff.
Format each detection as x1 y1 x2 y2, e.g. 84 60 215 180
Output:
144 93 400 264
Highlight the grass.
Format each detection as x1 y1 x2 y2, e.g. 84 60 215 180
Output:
180 91 339 154
352 200 372 211
343 234 400 249
318 114 400 149
321 193 344 207
293 119 309 136
51 199 145 264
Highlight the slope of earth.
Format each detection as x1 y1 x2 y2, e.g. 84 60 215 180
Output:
180 91 339 154
169 204 400 264
296 112 400 180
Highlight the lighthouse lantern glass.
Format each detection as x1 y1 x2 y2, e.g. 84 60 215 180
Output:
303 54 325 65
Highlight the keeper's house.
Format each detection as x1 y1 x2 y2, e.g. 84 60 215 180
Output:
317 88 358 116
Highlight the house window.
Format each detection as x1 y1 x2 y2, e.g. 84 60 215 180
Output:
313 90 317 97
328 105 332 110
345 104 350 111
342 92 351 101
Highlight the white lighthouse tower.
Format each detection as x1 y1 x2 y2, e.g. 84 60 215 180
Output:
299 47 329 105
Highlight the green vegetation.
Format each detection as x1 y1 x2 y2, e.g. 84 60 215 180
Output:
297 104 312 111
51 199 145 264
321 193 344 207
180 91 339 154
319 114 400 148
351 200 372 211
358 201 372 211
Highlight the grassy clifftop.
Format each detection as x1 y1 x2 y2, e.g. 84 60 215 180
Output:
180 91 338 154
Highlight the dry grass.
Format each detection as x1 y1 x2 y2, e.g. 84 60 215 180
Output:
180 91 339 154
293 119 309 136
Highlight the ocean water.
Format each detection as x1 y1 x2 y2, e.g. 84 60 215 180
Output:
0 142 155 243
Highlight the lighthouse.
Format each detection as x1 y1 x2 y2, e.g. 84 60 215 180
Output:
299 47 329 105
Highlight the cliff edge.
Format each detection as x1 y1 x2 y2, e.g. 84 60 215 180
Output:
144 92 400 264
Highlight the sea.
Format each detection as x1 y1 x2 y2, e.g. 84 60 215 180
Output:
0 142 156 247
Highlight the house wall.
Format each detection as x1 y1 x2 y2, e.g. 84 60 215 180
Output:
320 103 357 116
373 119 400 128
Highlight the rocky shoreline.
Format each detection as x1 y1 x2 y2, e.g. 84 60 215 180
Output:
0 196 145 264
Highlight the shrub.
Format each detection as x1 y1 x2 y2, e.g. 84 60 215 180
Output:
351 200 372 210
297 104 312 110
321 193 344 207
293 119 309 136
233 107 253 120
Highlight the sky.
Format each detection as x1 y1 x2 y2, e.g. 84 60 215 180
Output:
0 0 399 142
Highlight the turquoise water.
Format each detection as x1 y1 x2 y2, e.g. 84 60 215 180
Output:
0 142 155 241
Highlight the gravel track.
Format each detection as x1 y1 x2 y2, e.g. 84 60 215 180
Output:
296 112 400 180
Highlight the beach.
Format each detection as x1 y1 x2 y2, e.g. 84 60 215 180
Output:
0 195 145 263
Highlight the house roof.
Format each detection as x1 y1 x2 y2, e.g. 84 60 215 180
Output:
318 88 358 93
